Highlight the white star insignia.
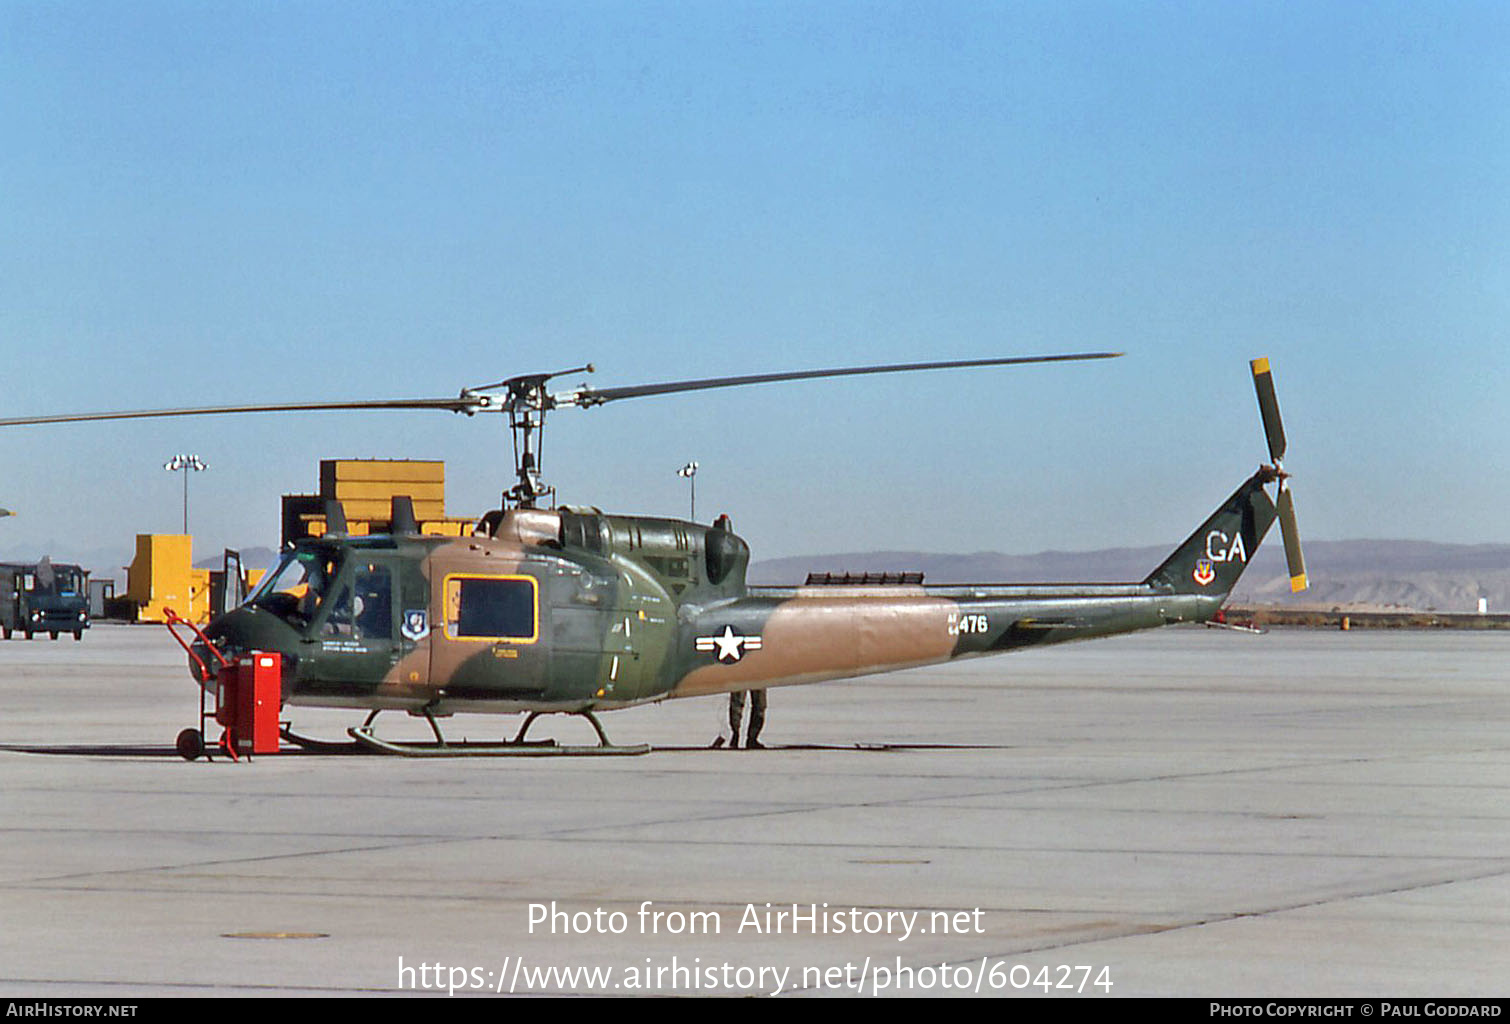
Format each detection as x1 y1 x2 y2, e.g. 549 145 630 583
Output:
695 625 764 663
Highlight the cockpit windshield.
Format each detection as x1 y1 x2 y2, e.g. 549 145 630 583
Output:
246 549 344 626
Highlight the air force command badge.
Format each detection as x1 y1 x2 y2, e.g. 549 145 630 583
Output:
401 609 430 642
1192 558 1216 587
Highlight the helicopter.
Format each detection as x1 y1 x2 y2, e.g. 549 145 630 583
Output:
0 354 1306 759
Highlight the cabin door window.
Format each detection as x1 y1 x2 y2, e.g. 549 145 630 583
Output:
444 574 538 643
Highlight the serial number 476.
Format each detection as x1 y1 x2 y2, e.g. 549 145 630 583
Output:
947 613 988 636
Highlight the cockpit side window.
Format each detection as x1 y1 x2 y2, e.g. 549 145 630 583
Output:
353 563 394 641
320 580 355 636
249 550 343 627
311 560 395 639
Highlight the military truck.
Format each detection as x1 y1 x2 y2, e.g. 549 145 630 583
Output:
0 559 90 640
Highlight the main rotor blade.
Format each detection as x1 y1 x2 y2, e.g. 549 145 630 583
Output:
1250 357 1287 464
1276 486 1308 593
569 352 1122 407
1 353 1120 425
0 397 480 428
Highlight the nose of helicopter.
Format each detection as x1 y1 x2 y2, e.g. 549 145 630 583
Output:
185 606 302 689
185 618 235 689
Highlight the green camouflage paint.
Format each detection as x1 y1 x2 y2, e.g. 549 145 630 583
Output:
196 469 1278 716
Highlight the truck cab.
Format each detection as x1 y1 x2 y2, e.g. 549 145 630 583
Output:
0 560 91 640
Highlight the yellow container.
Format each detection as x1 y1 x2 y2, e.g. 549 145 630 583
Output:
320 459 444 490
126 535 214 623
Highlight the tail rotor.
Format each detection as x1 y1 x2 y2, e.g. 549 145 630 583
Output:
1250 358 1308 593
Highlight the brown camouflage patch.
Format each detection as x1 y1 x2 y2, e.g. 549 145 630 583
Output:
673 592 956 698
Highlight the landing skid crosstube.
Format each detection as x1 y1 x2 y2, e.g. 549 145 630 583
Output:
338 707 651 757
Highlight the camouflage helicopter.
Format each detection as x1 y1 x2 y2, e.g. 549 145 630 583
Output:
0 355 1305 759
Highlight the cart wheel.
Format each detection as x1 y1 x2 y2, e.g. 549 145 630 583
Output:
24 630 33 640
73 630 83 641
1 627 9 639
176 728 205 761
49 631 58 640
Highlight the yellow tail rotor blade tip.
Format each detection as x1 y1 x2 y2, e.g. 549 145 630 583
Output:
1290 573 1308 593
1251 357 1271 375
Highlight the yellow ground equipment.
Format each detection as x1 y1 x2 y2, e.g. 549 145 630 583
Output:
126 535 206 624
281 459 475 543
125 536 265 625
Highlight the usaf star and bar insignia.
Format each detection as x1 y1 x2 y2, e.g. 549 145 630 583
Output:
695 625 764 663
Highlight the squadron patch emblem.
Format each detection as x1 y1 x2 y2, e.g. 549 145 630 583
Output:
401 609 430 642
1192 559 1216 587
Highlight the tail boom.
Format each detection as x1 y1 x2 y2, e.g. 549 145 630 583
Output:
666 473 1279 698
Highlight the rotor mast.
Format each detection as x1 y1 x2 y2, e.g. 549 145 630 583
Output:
468 364 595 509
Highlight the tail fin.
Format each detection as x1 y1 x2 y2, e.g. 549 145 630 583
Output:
1144 471 1278 597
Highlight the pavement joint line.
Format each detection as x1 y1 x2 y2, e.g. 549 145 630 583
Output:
8 765 1510 794
6 792 1507 847
3 847 1500 897
13 860 1510 999
10 857 1505 904
2 750 1503 883
5 839 473 887
991 859 1510 955
0 758 1405 858
522 753 1444 839
1 750 1502 889
0 978 401 995
781 860 1510 996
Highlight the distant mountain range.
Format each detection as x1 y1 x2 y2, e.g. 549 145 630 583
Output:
750 540 1510 614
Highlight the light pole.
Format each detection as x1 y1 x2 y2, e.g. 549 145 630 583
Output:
164 454 207 534
677 461 698 522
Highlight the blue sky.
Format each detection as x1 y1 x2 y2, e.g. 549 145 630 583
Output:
3 1 1508 566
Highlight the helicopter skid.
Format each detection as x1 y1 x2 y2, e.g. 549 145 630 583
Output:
345 726 649 757
1203 620 1267 634
342 707 650 757
278 726 365 754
